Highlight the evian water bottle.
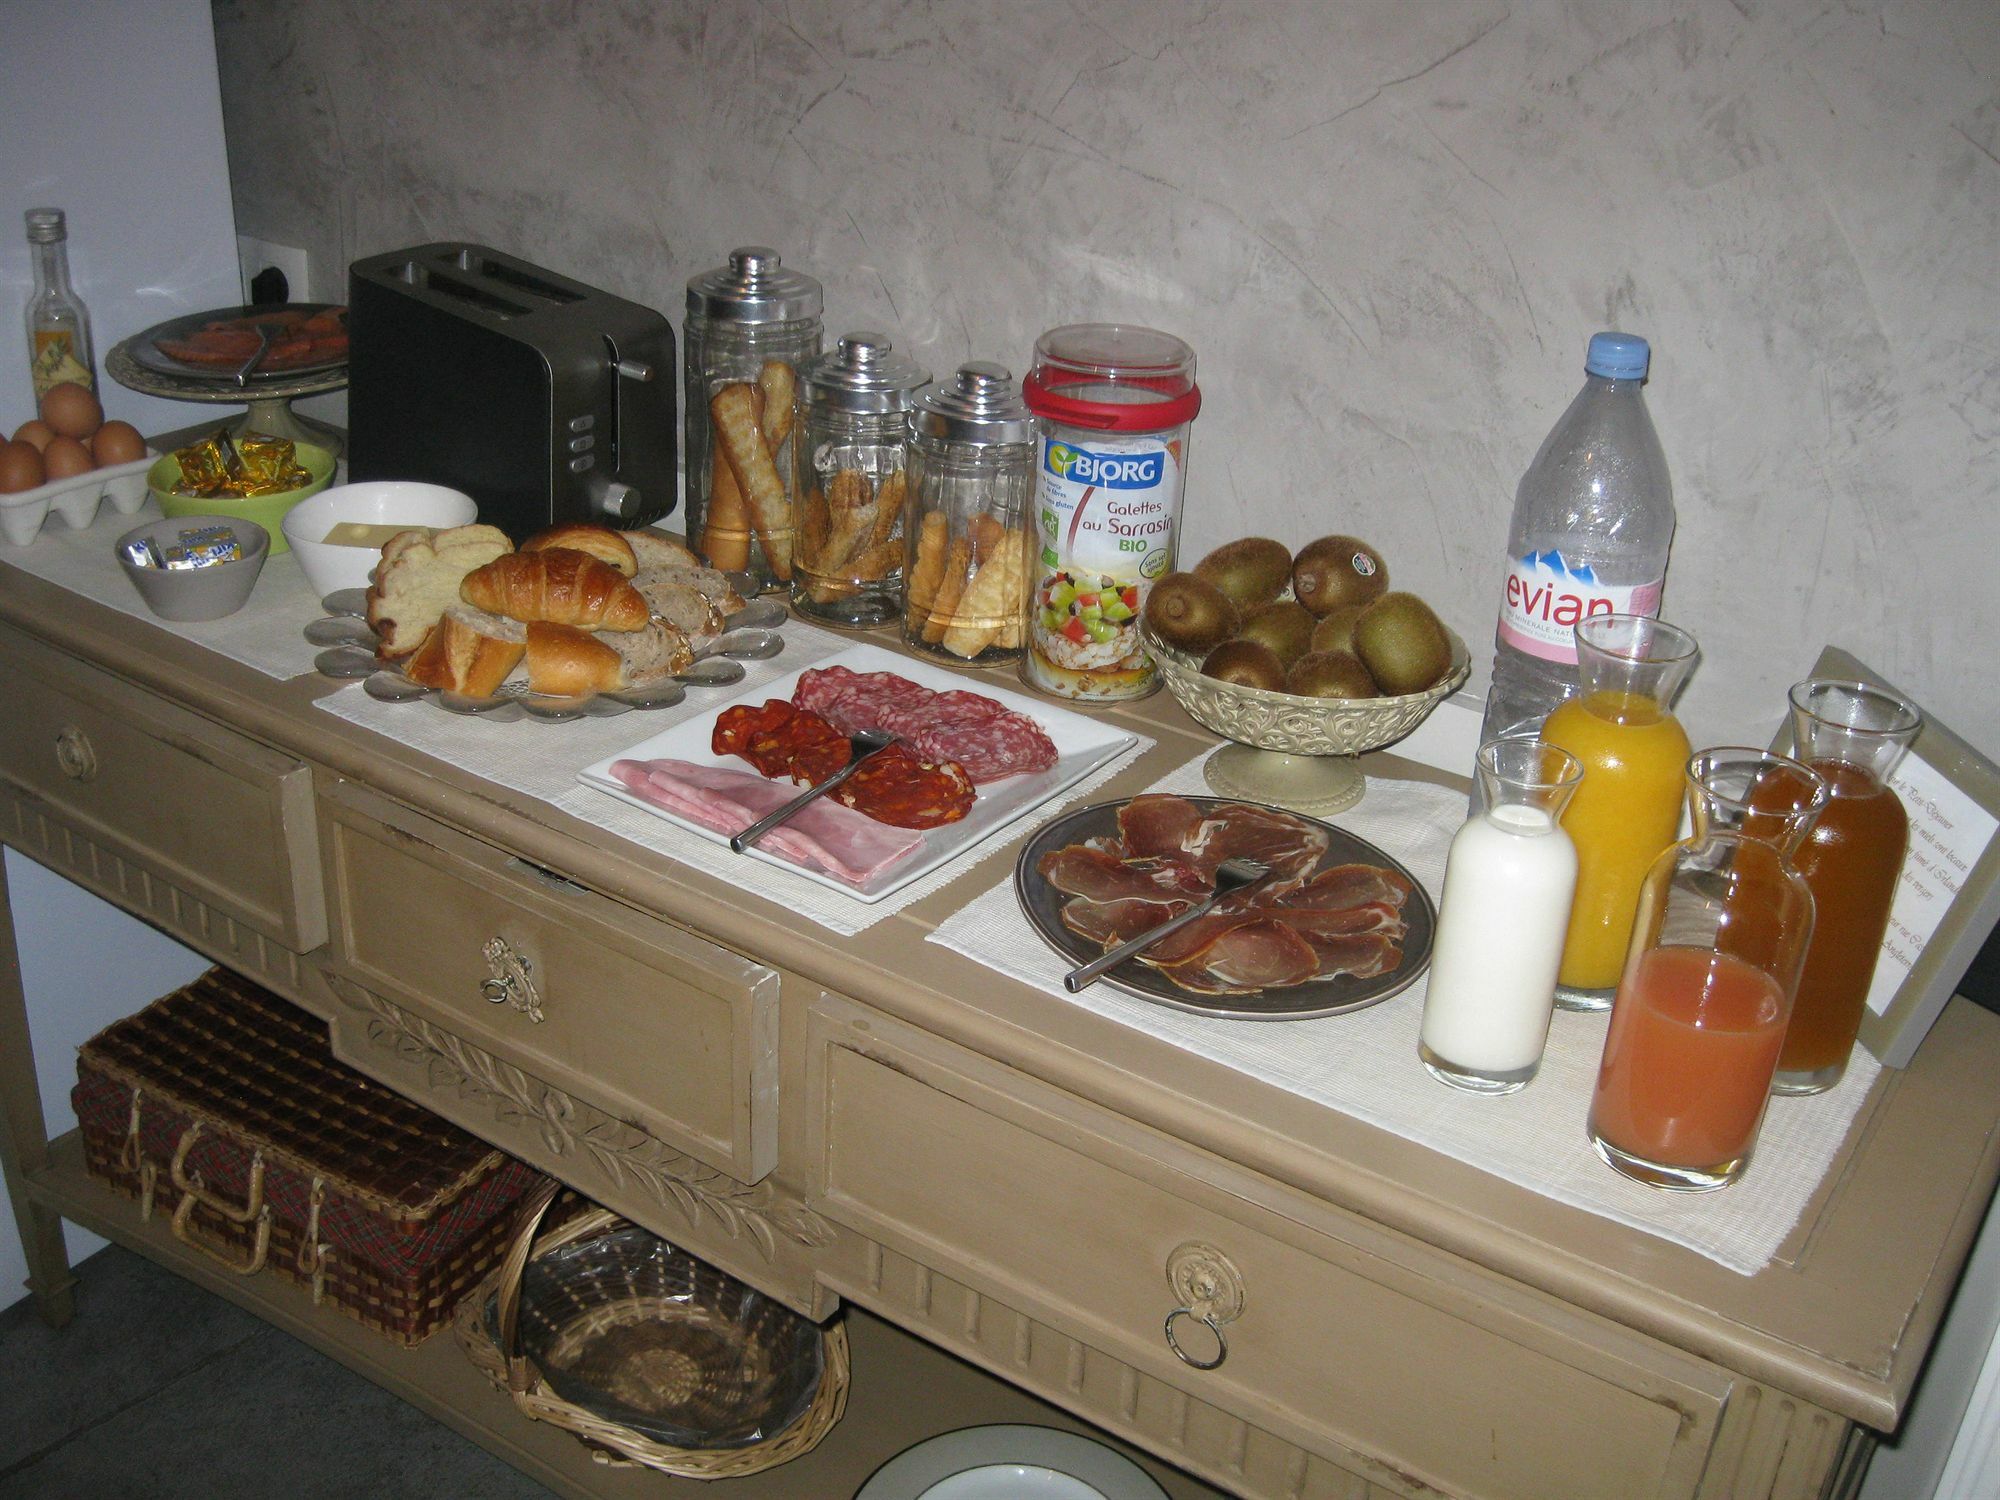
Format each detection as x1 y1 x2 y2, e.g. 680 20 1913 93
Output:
1478 331 1675 744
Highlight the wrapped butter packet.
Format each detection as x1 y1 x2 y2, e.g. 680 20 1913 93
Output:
170 428 310 498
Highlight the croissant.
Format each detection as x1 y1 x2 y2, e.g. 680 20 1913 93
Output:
459 548 650 632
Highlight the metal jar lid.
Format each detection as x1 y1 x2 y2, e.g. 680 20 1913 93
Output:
685 246 823 325
801 332 930 415
913 362 1036 447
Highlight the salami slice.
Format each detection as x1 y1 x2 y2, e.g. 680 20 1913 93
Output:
912 710 1058 784
783 711 853 787
836 743 975 828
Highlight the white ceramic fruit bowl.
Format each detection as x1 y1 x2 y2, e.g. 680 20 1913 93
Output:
1144 619 1469 814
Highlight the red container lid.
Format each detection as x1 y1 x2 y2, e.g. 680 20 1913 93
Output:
1021 324 1201 433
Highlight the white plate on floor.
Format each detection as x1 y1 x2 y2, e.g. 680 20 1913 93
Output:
856 1424 1169 1500
578 642 1139 904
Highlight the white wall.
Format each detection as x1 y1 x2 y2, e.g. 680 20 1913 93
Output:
0 0 237 1304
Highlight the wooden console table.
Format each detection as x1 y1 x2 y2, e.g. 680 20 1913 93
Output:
1 544 1996 1500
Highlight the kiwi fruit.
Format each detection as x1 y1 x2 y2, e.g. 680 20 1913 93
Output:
1285 649 1380 700
1292 535 1388 617
1352 591 1453 695
1200 638 1287 692
1144 572 1240 654
1308 604 1366 657
1235 599 1317 667
1193 537 1293 613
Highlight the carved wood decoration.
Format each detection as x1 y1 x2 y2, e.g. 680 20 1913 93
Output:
323 971 832 1260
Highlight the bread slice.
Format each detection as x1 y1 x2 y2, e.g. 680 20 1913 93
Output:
622 528 702 573
634 569 723 640
366 523 514 659
402 604 526 696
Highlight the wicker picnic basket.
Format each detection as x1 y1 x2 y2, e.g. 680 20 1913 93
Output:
454 1180 848 1477
72 967 546 1346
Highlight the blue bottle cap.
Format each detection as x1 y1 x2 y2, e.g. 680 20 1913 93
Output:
1585 331 1650 380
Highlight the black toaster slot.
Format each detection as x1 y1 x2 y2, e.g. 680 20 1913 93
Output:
446 249 585 306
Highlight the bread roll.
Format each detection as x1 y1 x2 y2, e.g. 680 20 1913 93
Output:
402 604 526 696
460 549 650 632
524 619 692 696
365 523 514 659
525 621 622 696
522 524 637 576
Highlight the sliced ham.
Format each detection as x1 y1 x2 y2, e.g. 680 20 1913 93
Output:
609 759 921 887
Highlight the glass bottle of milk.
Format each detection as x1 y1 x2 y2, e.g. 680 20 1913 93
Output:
1419 736 1584 1094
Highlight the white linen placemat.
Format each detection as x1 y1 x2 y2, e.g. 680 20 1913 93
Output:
930 748 1879 1275
0 498 329 680
315 620 1151 935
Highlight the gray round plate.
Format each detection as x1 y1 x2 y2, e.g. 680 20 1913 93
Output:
1014 795 1434 1020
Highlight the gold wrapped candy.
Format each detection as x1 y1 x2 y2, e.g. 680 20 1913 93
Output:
170 428 311 498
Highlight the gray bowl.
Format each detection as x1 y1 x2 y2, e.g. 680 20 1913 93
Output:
115 515 271 622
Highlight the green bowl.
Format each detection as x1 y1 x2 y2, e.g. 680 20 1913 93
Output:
147 438 337 554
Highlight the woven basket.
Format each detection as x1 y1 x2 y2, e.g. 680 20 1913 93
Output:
455 1181 848 1477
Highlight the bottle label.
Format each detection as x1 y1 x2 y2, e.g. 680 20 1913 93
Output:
1497 550 1662 662
30 332 92 397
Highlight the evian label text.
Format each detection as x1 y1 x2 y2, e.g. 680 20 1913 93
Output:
1498 550 1663 662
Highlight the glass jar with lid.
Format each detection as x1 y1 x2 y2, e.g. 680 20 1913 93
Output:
683 247 823 593
902 363 1036 665
793 332 930 628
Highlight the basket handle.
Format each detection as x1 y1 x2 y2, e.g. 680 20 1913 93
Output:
170 1122 267 1224
496 1177 564 1393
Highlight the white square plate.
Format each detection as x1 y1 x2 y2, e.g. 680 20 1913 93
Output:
578 643 1140 903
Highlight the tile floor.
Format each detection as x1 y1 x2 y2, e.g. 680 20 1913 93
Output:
0 1245 554 1499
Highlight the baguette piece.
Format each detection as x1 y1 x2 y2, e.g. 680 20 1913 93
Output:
365 523 514 660
522 524 637 576
402 604 526 696
459 549 650 632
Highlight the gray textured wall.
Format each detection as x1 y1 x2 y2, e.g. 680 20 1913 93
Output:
212 0 1999 754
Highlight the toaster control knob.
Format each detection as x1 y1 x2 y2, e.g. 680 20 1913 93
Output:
595 481 643 522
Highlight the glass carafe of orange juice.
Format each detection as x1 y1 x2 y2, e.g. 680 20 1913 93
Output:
1586 806 1816 1192
1771 680 1921 1095
1682 746 1829 971
1539 614 1699 1010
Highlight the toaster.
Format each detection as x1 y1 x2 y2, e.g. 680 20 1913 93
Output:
346 243 677 539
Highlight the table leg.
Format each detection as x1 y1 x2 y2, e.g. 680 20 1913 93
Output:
0 855 78 1327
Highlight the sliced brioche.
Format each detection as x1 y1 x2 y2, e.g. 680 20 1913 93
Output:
366 523 514 659
522 524 637 576
402 604 525 696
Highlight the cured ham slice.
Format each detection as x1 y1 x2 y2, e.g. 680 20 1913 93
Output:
609 759 921 887
1038 797 1416 995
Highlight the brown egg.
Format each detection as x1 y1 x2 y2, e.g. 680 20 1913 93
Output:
42 434 95 481
38 381 103 440
12 419 55 451
90 419 146 467
0 439 46 493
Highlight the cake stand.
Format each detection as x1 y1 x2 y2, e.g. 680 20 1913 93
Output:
107 333 347 458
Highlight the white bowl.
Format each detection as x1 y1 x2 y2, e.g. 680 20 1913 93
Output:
280 480 478 600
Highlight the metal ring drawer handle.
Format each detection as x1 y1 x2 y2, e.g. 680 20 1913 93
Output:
54 725 97 782
1164 1241 1244 1371
480 937 545 1023
1163 1306 1228 1370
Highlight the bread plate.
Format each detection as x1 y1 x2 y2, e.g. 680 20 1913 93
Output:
1016 795 1435 1019
578 642 1140 904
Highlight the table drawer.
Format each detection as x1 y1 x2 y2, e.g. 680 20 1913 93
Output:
319 779 779 1184
807 996 1731 1500
0 623 324 951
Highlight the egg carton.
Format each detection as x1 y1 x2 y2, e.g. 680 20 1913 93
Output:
0 453 156 547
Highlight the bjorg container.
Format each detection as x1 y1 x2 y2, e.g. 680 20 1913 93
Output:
793 332 930 628
903 363 1037 666
683 248 823 593
1478 331 1675 743
1020 325 1201 702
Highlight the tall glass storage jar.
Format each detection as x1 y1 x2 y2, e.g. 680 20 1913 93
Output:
683 248 822 594
903 363 1036 666
793 333 930 628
